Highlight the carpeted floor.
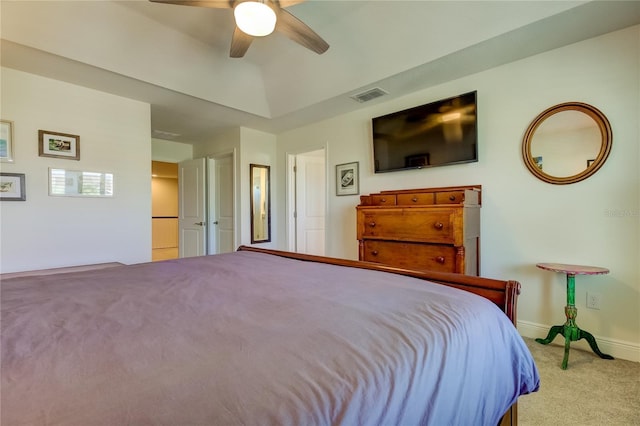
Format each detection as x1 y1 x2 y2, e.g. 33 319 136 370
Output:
518 337 640 425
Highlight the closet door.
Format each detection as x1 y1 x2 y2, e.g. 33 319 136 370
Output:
179 158 206 258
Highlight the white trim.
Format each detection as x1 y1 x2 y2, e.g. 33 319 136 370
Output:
518 320 640 363
285 153 296 252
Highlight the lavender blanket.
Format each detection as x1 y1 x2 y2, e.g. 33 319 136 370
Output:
2 251 539 425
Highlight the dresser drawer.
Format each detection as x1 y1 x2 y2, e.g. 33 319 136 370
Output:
358 208 457 244
371 194 397 206
361 240 457 273
397 192 435 205
435 191 465 204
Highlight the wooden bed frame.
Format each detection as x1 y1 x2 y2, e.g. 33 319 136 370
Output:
238 245 520 426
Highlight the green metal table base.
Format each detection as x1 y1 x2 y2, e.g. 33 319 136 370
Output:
535 272 614 369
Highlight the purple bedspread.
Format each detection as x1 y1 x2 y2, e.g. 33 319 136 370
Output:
1 251 539 425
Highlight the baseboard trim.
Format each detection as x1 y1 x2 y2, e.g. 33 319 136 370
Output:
517 320 640 363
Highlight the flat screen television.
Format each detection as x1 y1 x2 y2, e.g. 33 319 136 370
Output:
372 91 477 173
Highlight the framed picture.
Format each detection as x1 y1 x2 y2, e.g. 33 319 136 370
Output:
336 161 359 196
0 173 26 201
405 153 430 168
0 120 14 163
38 130 80 160
533 156 543 170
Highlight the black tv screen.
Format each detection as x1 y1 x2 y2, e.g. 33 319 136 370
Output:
372 91 477 173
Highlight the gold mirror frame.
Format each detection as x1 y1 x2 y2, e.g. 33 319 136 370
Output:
250 164 271 244
522 102 612 185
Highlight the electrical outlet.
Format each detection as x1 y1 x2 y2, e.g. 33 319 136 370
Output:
586 292 602 310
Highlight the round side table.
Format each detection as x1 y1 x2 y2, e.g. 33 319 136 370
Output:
535 262 614 369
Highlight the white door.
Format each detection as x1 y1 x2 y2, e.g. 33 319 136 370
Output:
292 150 326 255
208 154 235 254
179 158 206 257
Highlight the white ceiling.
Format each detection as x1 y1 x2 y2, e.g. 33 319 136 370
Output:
2 1 639 145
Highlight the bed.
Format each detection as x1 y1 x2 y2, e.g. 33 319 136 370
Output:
1 246 539 425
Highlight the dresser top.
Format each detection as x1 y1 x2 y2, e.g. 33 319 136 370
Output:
375 185 481 195
358 185 481 207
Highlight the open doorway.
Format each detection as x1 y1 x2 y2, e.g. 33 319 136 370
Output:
287 148 326 255
151 161 179 261
153 152 236 260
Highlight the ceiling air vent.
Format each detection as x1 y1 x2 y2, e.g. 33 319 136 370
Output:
350 87 389 103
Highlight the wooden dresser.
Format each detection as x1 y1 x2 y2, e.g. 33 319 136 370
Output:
356 185 481 275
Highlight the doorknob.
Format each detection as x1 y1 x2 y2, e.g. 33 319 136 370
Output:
213 221 219 225
194 221 206 226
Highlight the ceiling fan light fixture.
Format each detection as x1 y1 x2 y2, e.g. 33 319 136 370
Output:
440 112 461 122
234 1 276 37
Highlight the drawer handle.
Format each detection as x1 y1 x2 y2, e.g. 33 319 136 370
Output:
371 250 379 256
380 198 387 203
412 197 418 202
449 195 456 201
434 222 444 230
436 256 445 264
369 222 376 228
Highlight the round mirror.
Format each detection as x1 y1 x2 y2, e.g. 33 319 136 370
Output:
522 102 612 184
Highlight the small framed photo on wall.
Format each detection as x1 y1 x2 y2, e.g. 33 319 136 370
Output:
336 161 359 196
0 173 26 201
38 130 80 160
0 120 15 163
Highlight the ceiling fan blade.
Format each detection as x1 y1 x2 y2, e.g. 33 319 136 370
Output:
230 26 254 58
275 9 329 54
275 0 306 8
148 0 233 9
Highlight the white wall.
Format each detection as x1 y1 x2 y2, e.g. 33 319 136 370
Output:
275 26 640 360
0 67 152 272
152 138 193 163
239 127 277 248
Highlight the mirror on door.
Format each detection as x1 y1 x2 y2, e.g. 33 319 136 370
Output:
250 164 271 243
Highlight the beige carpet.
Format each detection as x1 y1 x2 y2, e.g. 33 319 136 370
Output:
518 337 640 425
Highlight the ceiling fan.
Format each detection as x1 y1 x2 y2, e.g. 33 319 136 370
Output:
149 0 329 58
